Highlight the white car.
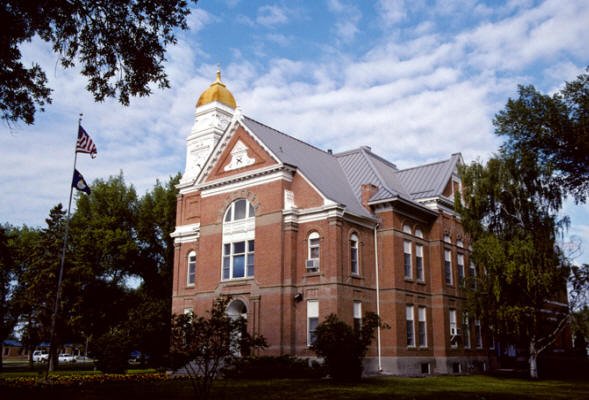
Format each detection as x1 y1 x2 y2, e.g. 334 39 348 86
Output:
58 353 76 363
32 350 49 362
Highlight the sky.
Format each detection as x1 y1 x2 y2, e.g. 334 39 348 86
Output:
1 0 588 265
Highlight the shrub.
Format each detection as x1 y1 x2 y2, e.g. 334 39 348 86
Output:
91 328 132 374
312 312 386 382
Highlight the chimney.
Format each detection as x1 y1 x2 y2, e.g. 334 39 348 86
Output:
361 183 379 210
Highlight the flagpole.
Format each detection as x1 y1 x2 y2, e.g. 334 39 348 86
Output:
47 114 82 376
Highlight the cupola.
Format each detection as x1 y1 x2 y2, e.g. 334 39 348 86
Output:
196 69 237 109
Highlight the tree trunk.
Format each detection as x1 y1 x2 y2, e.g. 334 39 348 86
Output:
529 341 539 379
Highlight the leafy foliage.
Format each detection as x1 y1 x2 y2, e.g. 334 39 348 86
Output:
4 172 180 370
494 68 589 203
170 297 267 399
312 312 385 382
458 152 570 378
91 327 133 374
1 0 197 125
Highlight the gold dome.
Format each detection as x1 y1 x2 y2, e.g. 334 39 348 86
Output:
196 69 237 109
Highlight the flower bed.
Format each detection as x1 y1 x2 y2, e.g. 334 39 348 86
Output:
0 372 187 388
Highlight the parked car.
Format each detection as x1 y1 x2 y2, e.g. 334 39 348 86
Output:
58 353 76 363
32 350 49 362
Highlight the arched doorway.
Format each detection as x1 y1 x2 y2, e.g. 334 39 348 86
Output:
227 300 248 356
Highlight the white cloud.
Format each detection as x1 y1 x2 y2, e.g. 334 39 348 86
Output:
256 5 289 27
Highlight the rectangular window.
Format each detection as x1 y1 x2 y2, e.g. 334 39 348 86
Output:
449 309 458 348
223 240 255 280
404 240 412 279
416 244 424 281
350 238 359 275
463 312 471 348
457 254 465 287
187 253 196 286
418 306 427 347
406 305 415 347
475 319 483 348
444 249 453 285
309 238 320 259
307 300 319 346
469 261 477 289
353 301 362 332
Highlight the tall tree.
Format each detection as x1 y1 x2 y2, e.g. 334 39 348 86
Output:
14 205 78 365
458 152 570 379
0 225 17 371
1 0 197 125
494 68 589 203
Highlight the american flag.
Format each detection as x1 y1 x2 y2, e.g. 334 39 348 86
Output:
76 125 97 158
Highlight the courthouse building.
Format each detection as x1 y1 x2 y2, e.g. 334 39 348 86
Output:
171 71 490 375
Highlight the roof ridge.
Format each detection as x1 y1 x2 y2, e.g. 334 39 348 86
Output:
243 116 329 156
358 147 396 196
397 158 449 173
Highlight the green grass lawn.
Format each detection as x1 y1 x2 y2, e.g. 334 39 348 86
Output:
1 374 588 400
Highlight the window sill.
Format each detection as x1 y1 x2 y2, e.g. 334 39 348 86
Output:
186 284 195 288
404 277 413 282
305 270 321 276
416 280 426 285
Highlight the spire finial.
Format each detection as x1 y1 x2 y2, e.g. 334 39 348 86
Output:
216 64 221 82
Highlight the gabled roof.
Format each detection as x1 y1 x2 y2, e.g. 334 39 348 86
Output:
241 117 371 218
396 153 462 200
214 115 461 219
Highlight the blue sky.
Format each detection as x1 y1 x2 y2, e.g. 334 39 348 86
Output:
1 0 588 264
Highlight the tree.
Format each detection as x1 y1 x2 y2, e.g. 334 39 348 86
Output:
312 312 385 382
458 152 570 379
1 0 197 125
0 225 18 371
170 297 267 400
494 68 589 203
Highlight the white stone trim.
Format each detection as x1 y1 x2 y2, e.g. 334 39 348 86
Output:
200 168 293 198
171 223 200 244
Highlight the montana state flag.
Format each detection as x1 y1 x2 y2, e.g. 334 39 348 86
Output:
72 169 91 195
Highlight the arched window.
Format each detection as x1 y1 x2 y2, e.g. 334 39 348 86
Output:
415 228 423 239
350 234 359 275
306 232 320 272
222 199 255 280
403 224 412 234
187 251 196 286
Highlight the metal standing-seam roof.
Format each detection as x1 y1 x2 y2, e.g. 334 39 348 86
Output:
241 117 372 218
396 153 462 200
239 116 461 217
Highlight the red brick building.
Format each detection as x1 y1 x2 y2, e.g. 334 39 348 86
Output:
171 72 489 375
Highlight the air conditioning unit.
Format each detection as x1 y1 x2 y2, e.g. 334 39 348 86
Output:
450 327 461 336
306 259 320 271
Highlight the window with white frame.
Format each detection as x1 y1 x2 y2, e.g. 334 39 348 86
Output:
353 301 362 332
307 300 319 346
307 232 320 272
415 228 423 239
449 309 458 348
475 319 483 348
416 244 424 282
404 240 412 279
406 305 415 347
350 234 359 275
456 239 463 248
222 199 255 280
187 251 196 286
444 233 451 243
444 249 453 285
457 253 465 287
463 312 471 348
403 224 412 234
418 306 427 347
